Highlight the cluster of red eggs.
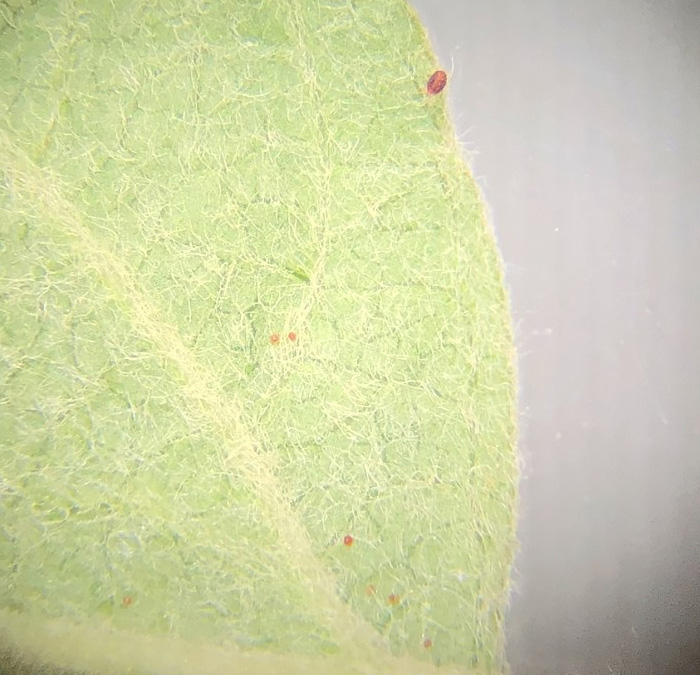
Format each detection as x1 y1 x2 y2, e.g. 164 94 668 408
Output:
342 533 434 650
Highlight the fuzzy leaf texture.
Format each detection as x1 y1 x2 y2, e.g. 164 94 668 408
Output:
0 1 517 674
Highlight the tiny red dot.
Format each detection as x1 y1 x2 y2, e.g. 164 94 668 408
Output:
388 593 400 606
426 69 448 95
423 638 433 649
288 331 297 342
122 596 133 607
343 534 354 547
269 333 280 345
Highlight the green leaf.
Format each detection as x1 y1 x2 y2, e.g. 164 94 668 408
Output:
0 1 516 673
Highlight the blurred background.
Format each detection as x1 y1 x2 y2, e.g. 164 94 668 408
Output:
409 1 700 674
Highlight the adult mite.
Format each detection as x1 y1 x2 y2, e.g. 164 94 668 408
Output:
426 70 447 95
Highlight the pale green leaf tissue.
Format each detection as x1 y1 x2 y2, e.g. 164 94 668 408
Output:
0 1 517 674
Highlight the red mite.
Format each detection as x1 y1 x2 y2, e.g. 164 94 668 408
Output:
343 534 354 547
426 70 447 95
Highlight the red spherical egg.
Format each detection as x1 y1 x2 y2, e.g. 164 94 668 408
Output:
343 534 354 547
426 70 447 95
269 333 280 345
288 331 297 342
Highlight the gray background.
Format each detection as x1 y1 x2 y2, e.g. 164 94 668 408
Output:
410 1 700 674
